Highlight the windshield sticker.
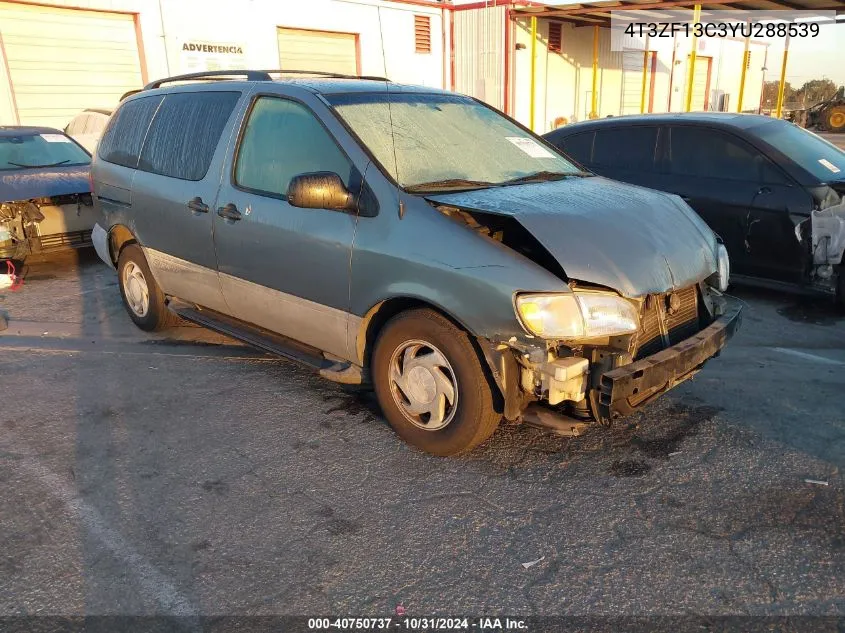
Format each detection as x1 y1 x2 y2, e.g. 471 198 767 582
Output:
506 137 555 159
40 134 71 143
818 158 841 174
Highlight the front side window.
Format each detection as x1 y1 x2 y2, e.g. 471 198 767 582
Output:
327 92 580 191
750 120 844 182
235 97 353 198
0 132 90 171
668 127 761 181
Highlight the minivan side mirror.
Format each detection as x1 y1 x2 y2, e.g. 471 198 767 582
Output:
287 172 355 212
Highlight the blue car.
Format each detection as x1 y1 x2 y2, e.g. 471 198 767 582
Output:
0 126 95 262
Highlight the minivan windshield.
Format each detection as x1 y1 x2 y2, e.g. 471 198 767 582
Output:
327 92 581 192
0 132 90 171
750 120 844 182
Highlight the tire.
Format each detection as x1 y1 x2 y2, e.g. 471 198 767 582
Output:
372 308 501 456
117 243 177 331
825 105 845 133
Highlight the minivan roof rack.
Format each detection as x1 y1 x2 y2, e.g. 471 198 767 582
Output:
143 69 390 90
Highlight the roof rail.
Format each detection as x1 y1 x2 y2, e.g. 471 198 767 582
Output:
142 69 390 90
143 70 274 90
256 69 391 82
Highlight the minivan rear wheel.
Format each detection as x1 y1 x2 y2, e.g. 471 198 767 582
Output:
372 309 501 456
117 243 177 331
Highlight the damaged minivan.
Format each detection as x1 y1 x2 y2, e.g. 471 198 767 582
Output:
91 71 741 456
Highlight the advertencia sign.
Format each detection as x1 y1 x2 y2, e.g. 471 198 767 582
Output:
180 40 246 72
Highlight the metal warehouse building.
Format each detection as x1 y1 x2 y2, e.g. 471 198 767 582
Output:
453 0 843 133
456 1 772 130
0 0 451 129
1 0 841 134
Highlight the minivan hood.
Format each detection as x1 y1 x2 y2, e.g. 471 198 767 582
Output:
428 176 718 297
0 164 90 203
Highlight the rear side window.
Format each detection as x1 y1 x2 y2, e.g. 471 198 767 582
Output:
139 91 240 181
555 131 594 165
98 96 162 168
65 114 87 135
86 114 107 135
593 126 658 171
668 127 759 181
234 97 352 198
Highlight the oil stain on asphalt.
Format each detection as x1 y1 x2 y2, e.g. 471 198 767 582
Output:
778 300 844 327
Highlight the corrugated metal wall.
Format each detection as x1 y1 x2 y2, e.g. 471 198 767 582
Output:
454 5 506 111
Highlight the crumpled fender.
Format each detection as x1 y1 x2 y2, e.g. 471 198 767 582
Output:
796 198 845 266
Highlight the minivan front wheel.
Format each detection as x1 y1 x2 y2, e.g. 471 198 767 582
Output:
117 244 177 331
372 309 501 456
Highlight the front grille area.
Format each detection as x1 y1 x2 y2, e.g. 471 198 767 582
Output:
35 230 93 252
635 285 700 359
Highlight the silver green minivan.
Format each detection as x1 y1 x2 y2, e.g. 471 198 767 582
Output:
91 70 740 456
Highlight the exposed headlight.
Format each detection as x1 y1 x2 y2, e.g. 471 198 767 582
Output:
515 291 640 339
708 243 730 292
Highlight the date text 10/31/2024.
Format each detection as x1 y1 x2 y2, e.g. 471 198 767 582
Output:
308 617 529 630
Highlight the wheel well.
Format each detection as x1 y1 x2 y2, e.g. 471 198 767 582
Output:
358 297 508 416
358 297 470 368
108 225 136 265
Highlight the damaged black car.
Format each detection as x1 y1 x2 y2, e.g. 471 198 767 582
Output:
544 114 845 304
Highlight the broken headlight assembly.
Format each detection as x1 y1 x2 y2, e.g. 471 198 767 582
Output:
707 243 730 293
515 291 639 339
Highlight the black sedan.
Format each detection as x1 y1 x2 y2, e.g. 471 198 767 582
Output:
543 114 845 302
0 126 94 262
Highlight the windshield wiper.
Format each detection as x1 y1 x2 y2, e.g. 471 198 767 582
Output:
405 178 497 193
498 170 593 186
7 159 70 168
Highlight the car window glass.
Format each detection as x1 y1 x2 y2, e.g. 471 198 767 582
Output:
328 92 578 188
0 133 91 171
750 120 845 182
593 127 658 171
757 155 790 185
66 115 85 135
93 114 110 134
669 127 760 181
557 131 594 165
235 97 352 197
83 114 102 135
98 96 163 168
138 91 240 181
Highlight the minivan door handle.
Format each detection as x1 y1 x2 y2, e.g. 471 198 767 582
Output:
757 186 772 195
217 203 242 222
187 197 209 214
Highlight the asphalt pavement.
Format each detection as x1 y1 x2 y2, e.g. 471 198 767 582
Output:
0 250 843 618
820 132 845 150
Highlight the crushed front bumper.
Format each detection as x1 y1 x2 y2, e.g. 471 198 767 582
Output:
597 300 742 422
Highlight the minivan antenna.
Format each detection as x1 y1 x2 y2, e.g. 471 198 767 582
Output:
377 6 402 216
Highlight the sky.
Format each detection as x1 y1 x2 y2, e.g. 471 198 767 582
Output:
450 1 845 87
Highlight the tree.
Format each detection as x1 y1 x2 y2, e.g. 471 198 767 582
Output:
794 78 839 107
761 80 794 110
